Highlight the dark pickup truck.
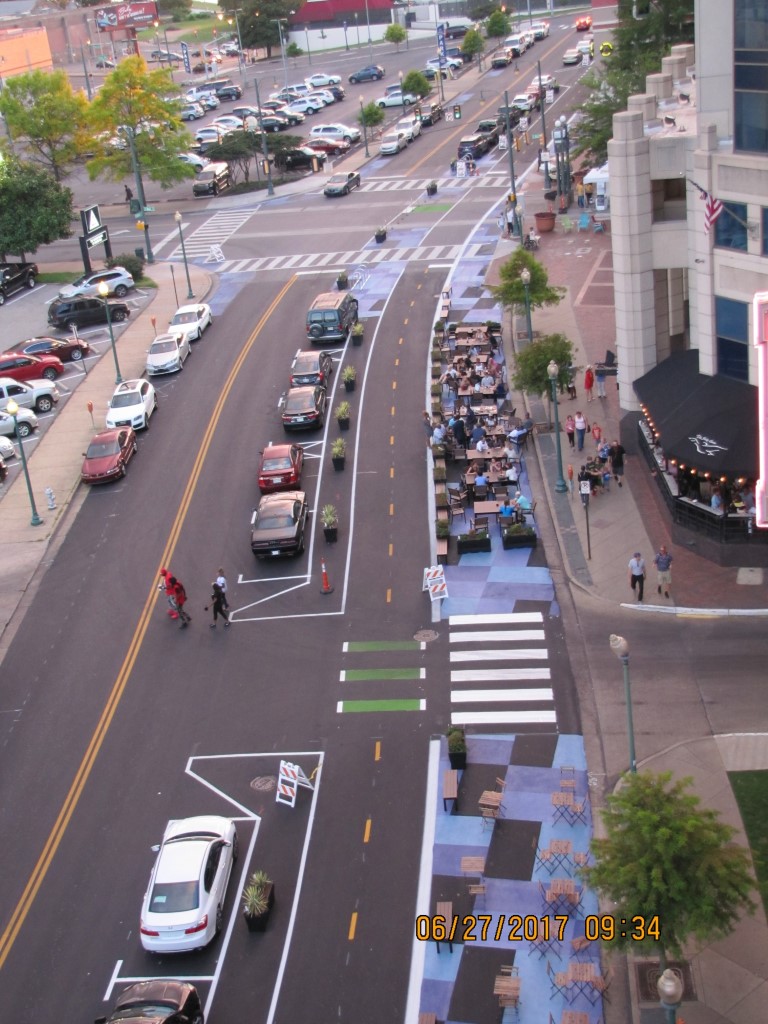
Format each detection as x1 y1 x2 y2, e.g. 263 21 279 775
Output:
0 262 38 306
476 119 501 147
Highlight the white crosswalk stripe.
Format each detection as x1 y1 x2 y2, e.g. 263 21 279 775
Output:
209 241 490 275
359 174 509 193
167 210 254 259
448 612 557 729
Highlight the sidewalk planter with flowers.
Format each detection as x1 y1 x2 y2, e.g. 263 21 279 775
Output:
351 321 364 346
331 437 347 470
242 870 275 933
321 504 338 542
426 180 438 197
436 518 451 540
335 401 351 431
375 227 387 243
457 528 491 555
336 270 349 290
342 365 357 392
501 523 537 549
447 727 467 770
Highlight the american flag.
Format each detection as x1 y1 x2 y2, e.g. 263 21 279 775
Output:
701 190 724 233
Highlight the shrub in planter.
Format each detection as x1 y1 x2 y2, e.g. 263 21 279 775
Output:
435 492 449 510
457 529 491 554
435 518 451 539
375 227 387 243
334 401 351 430
342 364 357 392
351 321 364 345
337 270 349 290
106 252 145 281
331 437 347 470
431 443 447 459
426 180 438 196
242 870 275 932
433 465 447 483
321 504 338 541
501 523 537 549
431 399 441 416
447 727 467 769
433 320 445 334
431 363 442 379
430 382 441 397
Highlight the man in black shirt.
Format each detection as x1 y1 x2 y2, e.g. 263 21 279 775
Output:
610 440 626 487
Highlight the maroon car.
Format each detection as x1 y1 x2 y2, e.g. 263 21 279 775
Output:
81 427 137 484
258 443 304 492
305 137 351 158
9 336 91 363
0 351 64 381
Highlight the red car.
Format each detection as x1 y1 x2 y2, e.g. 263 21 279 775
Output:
305 137 351 158
258 443 304 492
81 427 137 484
576 16 592 31
9 336 91 363
0 351 64 381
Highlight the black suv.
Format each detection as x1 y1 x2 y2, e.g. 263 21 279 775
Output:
47 296 130 330
306 292 359 343
476 119 501 146
0 262 38 305
457 134 490 160
215 83 242 100
419 102 443 126
496 104 522 130
276 147 327 171
348 65 385 83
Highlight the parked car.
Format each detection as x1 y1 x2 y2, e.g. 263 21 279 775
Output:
423 66 448 81
145 333 191 375
457 133 491 160
427 55 463 70
0 406 37 438
379 130 408 155
420 102 443 126
0 261 38 305
275 146 327 170
105 378 157 430
528 74 560 95
531 20 550 39
150 49 182 62
212 115 244 131
260 114 291 132
310 123 361 144
99 980 204 1024
140 815 238 953
290 350 333 387
0 435 16 459
491 49 513 68
397 115 422 141
81 427 137 484
306 137 351 158
562 47 582 65
257 443 304 492
180 103 205 121
327 84 346 102
307 89 337 107
179 152 210 171
168 303 213 342
251 491 308 557
282 385 327 430
306 72 342 88
8 336 91 362
348 65 385 83
510 93 539 113
0 352 64 382
377 91 416 108
476 119 501 146
48 296 129 330
323 171 361 196
198 93 220 110
0 377 59 414
287 97 325 115
58 266 134 300
95 57 116 69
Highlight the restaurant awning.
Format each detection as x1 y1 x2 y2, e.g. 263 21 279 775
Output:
633 350 758 478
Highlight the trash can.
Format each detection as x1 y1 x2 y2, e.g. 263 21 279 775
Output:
134 247 145 260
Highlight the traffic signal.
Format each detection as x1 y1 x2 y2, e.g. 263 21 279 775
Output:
129 198 141 215
135 220 145 231
508 192 517 207
453 104 462 120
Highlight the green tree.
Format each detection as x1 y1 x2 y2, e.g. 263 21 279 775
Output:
583 772 755 964
384 24 408 51
358 102 385 129
86 56 195 190
286 42 303 58
158 0 192 18
204 132 261 183
239 0 296 59
491 248 565 315
461 28 485 62
0 70 91 182
0 158 73 259
509 334 574 396
401 71 431 100
485 9 511 39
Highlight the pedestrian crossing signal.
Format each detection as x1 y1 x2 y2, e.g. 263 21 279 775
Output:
129 198 141 215
135 220 145 230
453 104 462 120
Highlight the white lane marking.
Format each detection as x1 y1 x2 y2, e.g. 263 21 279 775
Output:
452 710 558 724
450 668 552 682
449 629 546 643
450 688 554 703
449 612 544 625
450 648 548 662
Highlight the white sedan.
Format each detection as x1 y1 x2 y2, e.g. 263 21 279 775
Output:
179 152 210 171
212 115 244 131
168 303 213 342
287 96 326 115
377 91 416 108
305 72 342 88
145 333 191 375
140 815 238 953
0 435 16 459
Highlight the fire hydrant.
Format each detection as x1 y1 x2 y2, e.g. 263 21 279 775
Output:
45 487 56 510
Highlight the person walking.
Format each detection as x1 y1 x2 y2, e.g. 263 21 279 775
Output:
628 552 646 602
205 582 230 627
595 363 607 398
653 545 673 598
423 410 433 447
584 365 595 402
576 181 585 208
591 421 602 448
124 185 133 203
170 575 191 627
565 414 576 449
574 411 587 452
158 568 178 618
216 567 229 609
610 438 626 486
505 204 516 238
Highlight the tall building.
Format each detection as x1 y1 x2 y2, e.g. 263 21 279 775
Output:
608 0 767 559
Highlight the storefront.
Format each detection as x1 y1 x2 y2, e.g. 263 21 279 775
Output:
633 350 766 553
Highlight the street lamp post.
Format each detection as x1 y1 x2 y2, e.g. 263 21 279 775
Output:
502 89 521 237
343 21 349 50
304 25 312 65
657 968 684 1024
124 125 154 264
553 114 571 210
363 0 374 61
80 44 92 101
398 70 406 118
174 212 194 300
360 95 369 157
547 360 568 493
520 267 533 344
253 78 275 197
609 634 637 774
98 281 123 385
354 13 361 49
6 399 42 526
274 19 289 88
218 10 245 73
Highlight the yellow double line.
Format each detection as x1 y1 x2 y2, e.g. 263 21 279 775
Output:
0 278 296 969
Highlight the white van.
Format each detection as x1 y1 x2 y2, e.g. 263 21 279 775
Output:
504 34 528 56
185 84 216 102
287 82 310 96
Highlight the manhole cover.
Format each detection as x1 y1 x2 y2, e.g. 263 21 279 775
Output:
414 629 439 642
250 776 276 792
635 961 694 1002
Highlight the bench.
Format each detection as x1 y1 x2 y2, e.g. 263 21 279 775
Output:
443 768 458 811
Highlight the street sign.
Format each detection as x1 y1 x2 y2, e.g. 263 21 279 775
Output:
143 205 155 212
80 205 102 236
85 228 108 249
581 55 590 67
546 89 555 105
498 135 508 150
456 158 468 178
180 41 191 75
519 116 529 131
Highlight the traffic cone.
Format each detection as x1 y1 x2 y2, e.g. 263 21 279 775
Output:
320 559 334 594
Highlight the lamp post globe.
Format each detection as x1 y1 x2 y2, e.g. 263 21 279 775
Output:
98 280 123 385
657 968 684 1024
6 398 42 526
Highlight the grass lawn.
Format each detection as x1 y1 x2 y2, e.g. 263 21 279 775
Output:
730 770 768 915
137 17 225 44
38 272 78 284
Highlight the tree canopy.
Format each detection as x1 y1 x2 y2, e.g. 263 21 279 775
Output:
509 333 574 396
237 0 297 59
583 771 755 962
384 24 407 50
359 102 386 129
0 158 73 259
486 10 511 40
0 70 91 181
401 71 431 100
461 29 485 61
86 56 195 189
491 248 565 314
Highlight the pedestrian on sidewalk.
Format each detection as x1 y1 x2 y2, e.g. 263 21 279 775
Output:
595 364 607 398
216 567 229 610
205 582 231 627
125 185 133 203
628 552 646 602
169 575 191 627
574 411 587 451
423 410 433 447
610 439 626 486
584 365 595 402
576 181 585 207
653 546 673 598
567 367 577 400
591 422 602 448
505 205 516 237
565 414 576 448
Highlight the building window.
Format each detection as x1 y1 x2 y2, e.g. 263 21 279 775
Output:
716 296 749 381
762 207 768 255
735 0 768 153
714 202 748 250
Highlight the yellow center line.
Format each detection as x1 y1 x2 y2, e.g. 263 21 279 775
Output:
391 405 396 416
403 317 409 325
348 911 358 940
389 503 394 515
363 818 372 843
392 381 397 390
0 278 297 971
390 435 394 445
395 357 400 366
388 543 394 557
386 588 392 603
390 467 394 478
399 337 404 345
374 740 381 762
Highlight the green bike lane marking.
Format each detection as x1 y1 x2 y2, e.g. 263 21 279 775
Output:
337 699 426 713
340 668 426 681
343 641 425 652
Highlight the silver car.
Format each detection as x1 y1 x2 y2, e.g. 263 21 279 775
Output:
58 267 135 299
145 333 191 375
0 407 38 438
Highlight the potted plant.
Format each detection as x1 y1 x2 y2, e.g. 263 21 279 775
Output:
435 518 451 539
426 180 438 196
431 362 442 379
331 437 347 470
335 401 351 430
457 527 491 555
446 727 467 770
501 522 538 549
336 270 349 290
351 321 364 346
433 465 446 483
321 504 338 542
430 382 441 398
374 226 387 243
433 320 445 336
535 208 557 233
242 870 275 932
342 364 357 392
435 491 449 510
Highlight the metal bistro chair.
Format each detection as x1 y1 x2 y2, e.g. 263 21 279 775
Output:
471 515 489 533
592 215 606 234
577 212 591 231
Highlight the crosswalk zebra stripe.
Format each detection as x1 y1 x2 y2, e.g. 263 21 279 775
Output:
451 688 554 703
452 710 558 725
449 630 546 643
449 612 544 625
450 649 548 662
450 668 551 682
